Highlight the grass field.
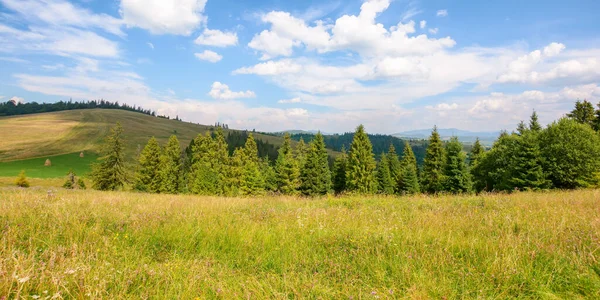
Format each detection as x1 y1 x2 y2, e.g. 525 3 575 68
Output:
1 188 599 298
0 151 98 178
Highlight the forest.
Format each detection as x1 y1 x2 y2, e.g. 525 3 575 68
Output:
80 100 600 196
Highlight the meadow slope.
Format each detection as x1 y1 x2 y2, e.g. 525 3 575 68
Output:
1 189 599 298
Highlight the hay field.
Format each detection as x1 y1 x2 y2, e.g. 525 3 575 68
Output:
1 188 599 298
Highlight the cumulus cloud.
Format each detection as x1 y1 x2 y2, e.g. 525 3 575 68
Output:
233 60 302 75
436 9 448 17
278 97 302 104
120 0 207 35
195 50 223 63
194 29 238 47
208 82 256 100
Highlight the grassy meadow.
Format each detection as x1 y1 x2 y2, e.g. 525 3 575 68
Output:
1 188 599 298
0 151 98 178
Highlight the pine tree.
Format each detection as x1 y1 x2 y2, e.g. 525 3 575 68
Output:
443 137 471 193
212 128 231 195
295 137 309 168
516 121 527 135
189 133 219 195
275 133 300 195
134 136 162 192
568 100 596 127
332 146 348 194
63 169 76 189
91 122 127 191
421 126 445 194
509 132 548 190
159 135 183 194
529 110 542 132
300 132 331 196
376 153 394 194
469 138 485 167
593 102 600 132
240 134 265 195
398 141 419 194
260 157 277 192
346 125 377 193
15 170 30 188
387 144 403 193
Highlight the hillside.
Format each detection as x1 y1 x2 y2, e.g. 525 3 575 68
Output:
0 109 308 177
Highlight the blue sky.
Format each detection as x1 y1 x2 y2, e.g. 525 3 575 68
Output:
1 0 599 133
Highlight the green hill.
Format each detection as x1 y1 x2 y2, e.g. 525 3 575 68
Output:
0 109 300 178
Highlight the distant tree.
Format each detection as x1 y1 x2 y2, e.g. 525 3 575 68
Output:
376 153 394 194
77 178 86 190
346 125 377 193
90 122 127 191
240 134 265 196
421 126 445 194
443 137 471 193
159 135 183 194
593 102 600 132
332 146 348 194
134 137 162 192
386 144 403 193
63 169 76 189
568 100 596 128
399 141 419 194
275 133 300 195
539 118 600 189
516 121 528 135
469 138 485 167
509 132 548 190
15 170 30 188
260 157 277 193
529 110 542 132
300 132 331 196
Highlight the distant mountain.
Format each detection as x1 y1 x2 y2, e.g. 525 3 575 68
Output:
393 128 500 145
275 130 334 135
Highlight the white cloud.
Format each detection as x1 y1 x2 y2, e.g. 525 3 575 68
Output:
147 42 154 49
0 0 125 36
9 96 25 104
278 97 302 104
194 50 223 63
208 82 256 100
427 102 458 110
233 60 302 75
194 29 238 47
436 10 448 17
120 0 207 35
420 20 426 29
428 28 438 34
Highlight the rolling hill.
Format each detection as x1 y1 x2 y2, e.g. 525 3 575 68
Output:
0 109 304 177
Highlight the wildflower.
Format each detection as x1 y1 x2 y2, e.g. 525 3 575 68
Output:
18 276 30 283
32 295 40 299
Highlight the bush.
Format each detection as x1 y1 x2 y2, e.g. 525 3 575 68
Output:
15 170 30 188
77 178 86 190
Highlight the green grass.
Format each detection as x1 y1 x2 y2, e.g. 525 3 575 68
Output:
0 151 98 178
1 188 599 298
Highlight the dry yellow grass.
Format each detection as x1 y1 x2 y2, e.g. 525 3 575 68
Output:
1 188 599 298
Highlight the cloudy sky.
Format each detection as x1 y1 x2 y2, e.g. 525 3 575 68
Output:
1 0 599 133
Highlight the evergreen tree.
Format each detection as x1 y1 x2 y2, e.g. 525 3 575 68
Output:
399 141 420 194
134 136 162 192
212 128 231 195
387 144 403 193
593 102 600 132
189 133 219 195
472 133 519 192
300 132 331 196
260 157 277 192
567 100 596 127
516 121 527 135
15 170 30 188
421 126 445 194
240 134 265 195
332 146 348 194
91 122 126 191
159 135 183 194
509 132 548 190
295 137 309 167
346 125 377 193
275 133 300 194
529 110 542 132
63 169 76 189
376 153 394 194
469 138 485 167
443 137 471 193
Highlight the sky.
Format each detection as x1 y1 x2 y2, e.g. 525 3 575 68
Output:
1 0 599 134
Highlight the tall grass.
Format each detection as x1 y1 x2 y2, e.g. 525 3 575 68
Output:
1 189 599 298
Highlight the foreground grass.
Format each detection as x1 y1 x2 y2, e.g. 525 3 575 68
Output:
1 189 599 298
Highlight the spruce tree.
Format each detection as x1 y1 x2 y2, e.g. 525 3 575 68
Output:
295 137 309 167
593 102 600 132
300 132 331 196
443 137 471 193
516 121 527 135
260 157 277 192
15 170 30 188
529 110 542 132
387 144 403 193
376 153 394 194
189 133 218 195
568 100 596 127
469 138 485 167
63 169 76 189
332 146 348 194
91 122 127 191
134 136 162 192
240 134 265 195
212 128 231 195
346 125 377 193
398 141 420 194
421 126 445 194
159 135 183 194
275 133 300 194
509 132 548 190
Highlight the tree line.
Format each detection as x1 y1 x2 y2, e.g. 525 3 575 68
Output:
89 100 600 196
